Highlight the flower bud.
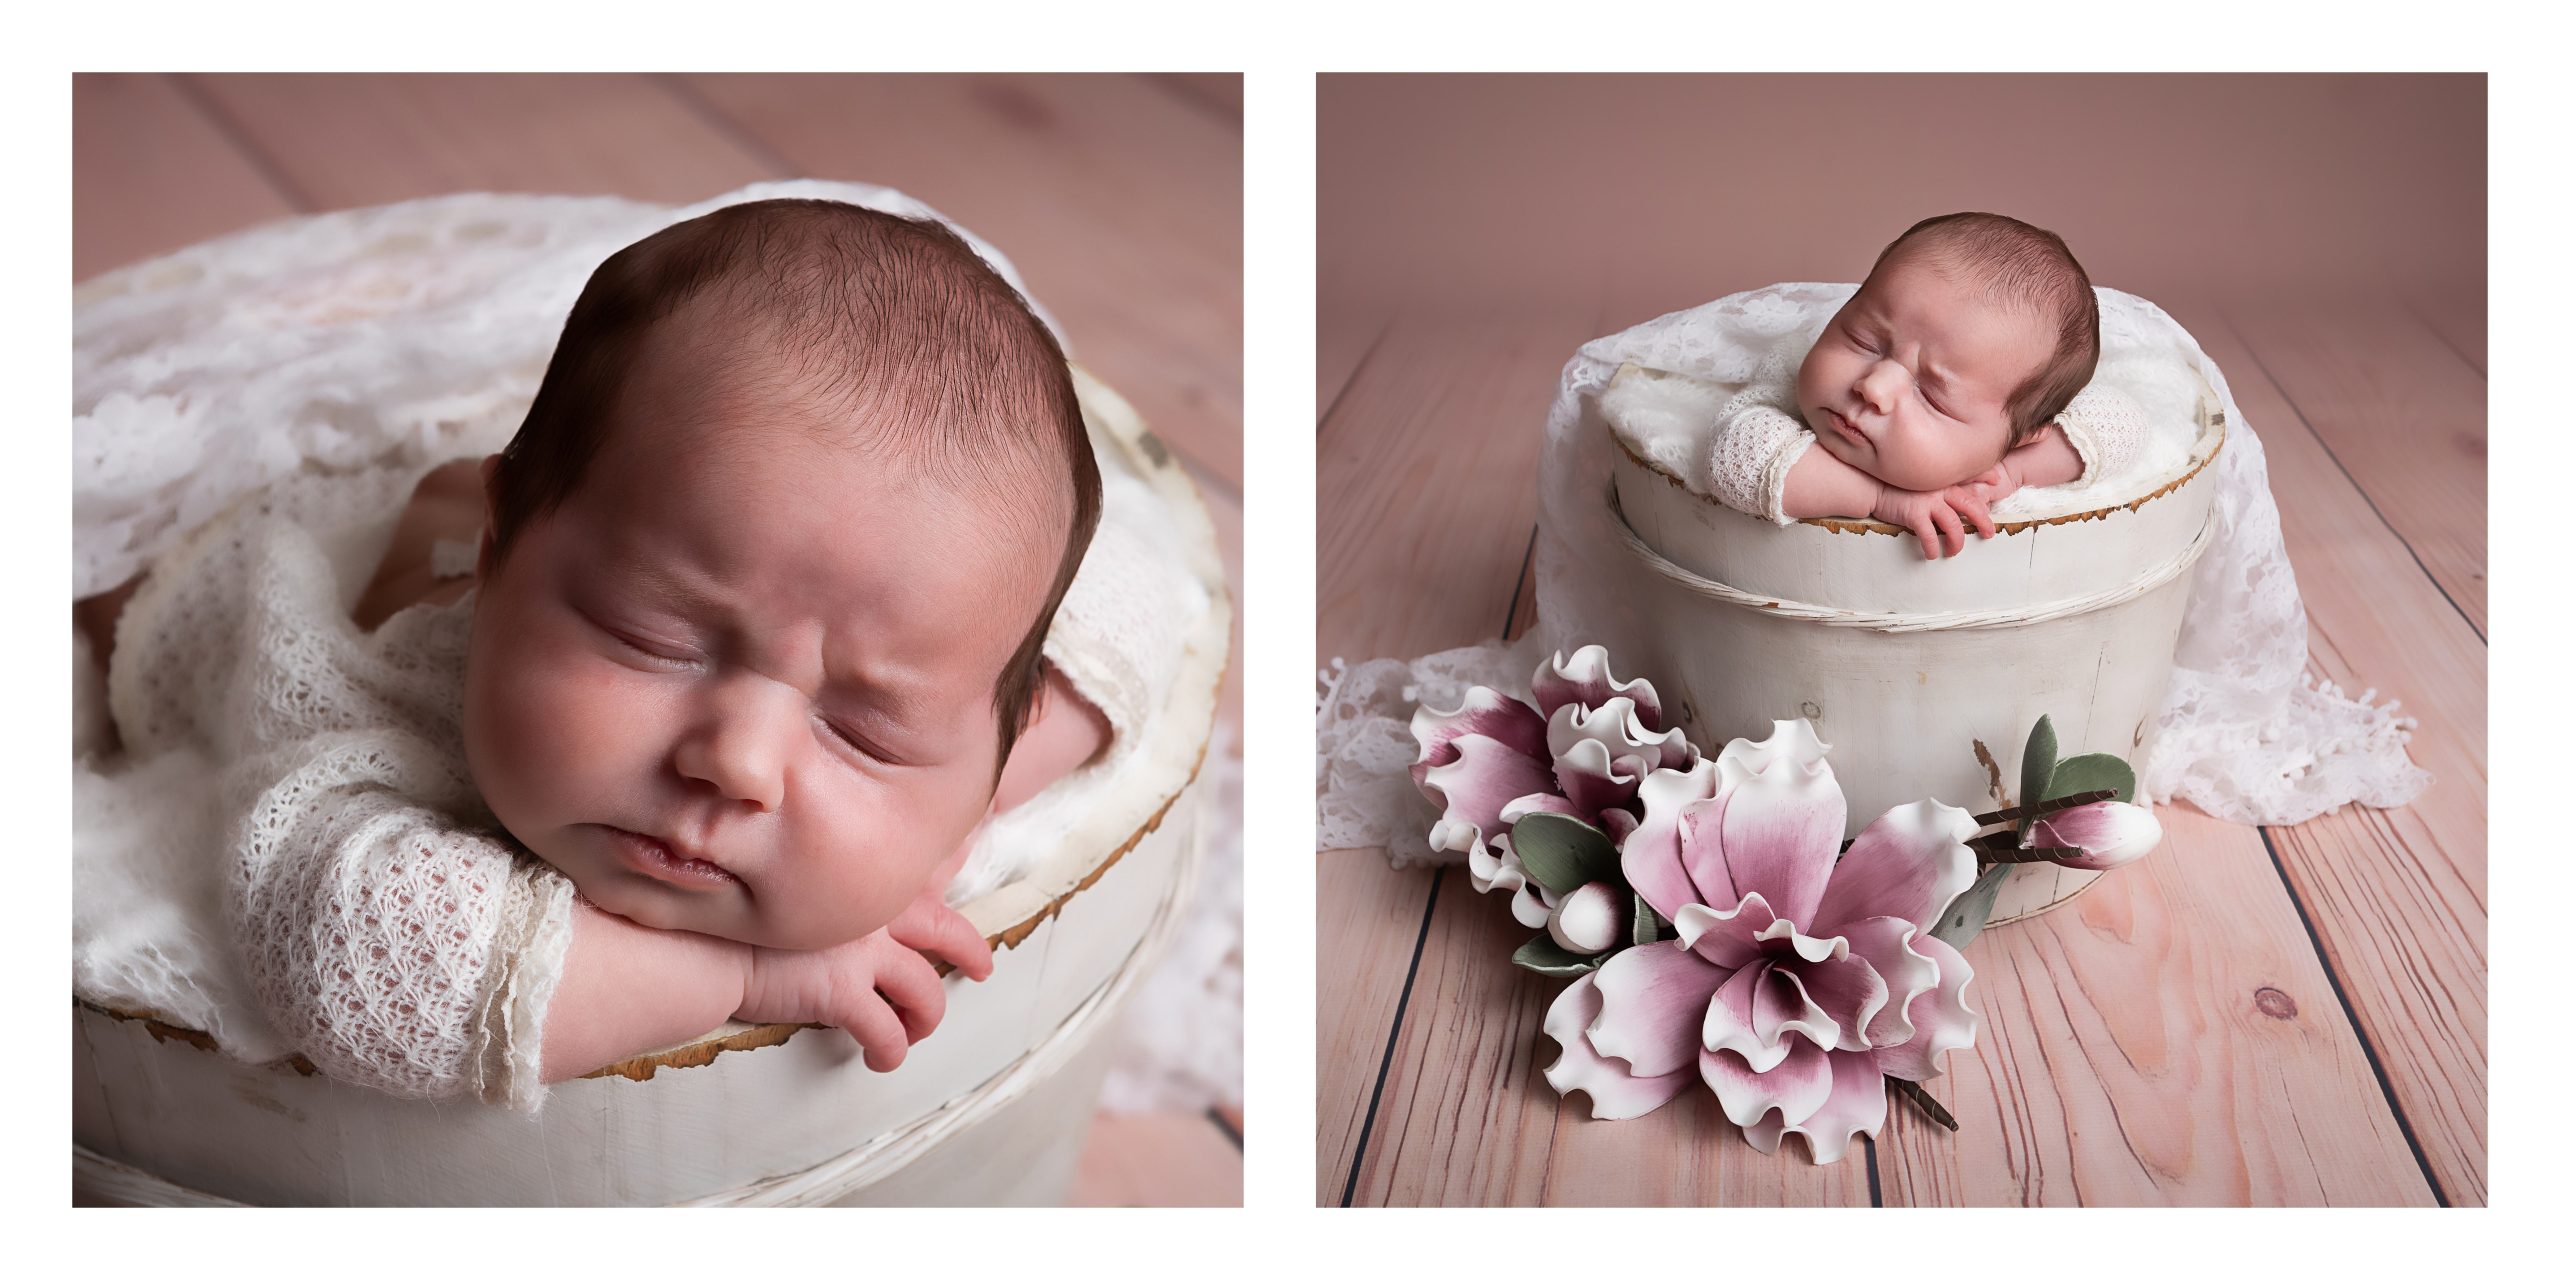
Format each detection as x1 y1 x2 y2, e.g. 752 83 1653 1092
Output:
2027 801 2164 871
1549 883 1628 955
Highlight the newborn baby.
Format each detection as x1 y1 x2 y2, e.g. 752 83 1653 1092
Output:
78 199 1115 1104
1621 212 2147 559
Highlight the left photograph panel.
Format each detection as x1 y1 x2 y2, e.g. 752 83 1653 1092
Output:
71 72 1241 1207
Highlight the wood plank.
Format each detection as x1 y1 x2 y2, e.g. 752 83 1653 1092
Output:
2402 284 2485 377
1352 869 1867 1205
188 73 776 209
1145 74 1243 123
73 74 302 281
1317 311 1602 661
2182 307 2486 1205
2216 298 2486 634
1875 806 2432 1205
1068 1111 1243 1207
1317 307 1390 421
676 74 1242 494
1316 851 1436 1204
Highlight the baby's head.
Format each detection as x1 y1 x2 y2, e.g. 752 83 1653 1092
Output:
460 199 1101 951
1796 212 2099 493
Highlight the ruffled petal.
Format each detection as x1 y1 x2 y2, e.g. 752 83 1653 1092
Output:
1672 892 1777 969
1552 735 1641 818
1828 916 1938 1050
1410 686 1546 778
1586 941 1730 1078
1699 1033 1834 1129
1870 933 1980 1081
1704 738 1846 927
1698 958 1784 1071
1623 764 1716 919
1752 961 1842 1053
1417 733 1555 852
1740 1048 1887 1166
1534 644 1666 731
1543 971 1694 1120
1813 799 1982 937
1792 951 1888 1052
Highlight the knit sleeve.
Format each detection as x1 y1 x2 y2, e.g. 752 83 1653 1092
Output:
1702 346 1818 525
1039 468 1212 780
229 746 575 1110
2048 384 2151 486
118 500 581 1110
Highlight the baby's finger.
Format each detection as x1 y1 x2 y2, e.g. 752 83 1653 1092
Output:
834 990 912 1072
1954 491 1995 541
890 903 996 981
873 947 949 1044
1935 506 1966 558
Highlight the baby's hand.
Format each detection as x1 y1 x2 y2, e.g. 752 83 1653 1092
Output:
737 895 996 1071
1871 483 1997 562
1961 459 2024 507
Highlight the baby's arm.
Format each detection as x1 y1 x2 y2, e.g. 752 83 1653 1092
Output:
992 664 1111 812
538 852 995 1083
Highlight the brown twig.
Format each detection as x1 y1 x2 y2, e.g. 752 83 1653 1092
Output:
1968 788 2119 827
1888 1075 1959 1131
1968 832 2089 865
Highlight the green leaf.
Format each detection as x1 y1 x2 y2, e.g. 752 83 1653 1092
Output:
1509 811 1619 899
2020 715 2057 808
1513 935 1602 977
1931 864 2011 950
1633 896 1662 947
2047 753 2136 809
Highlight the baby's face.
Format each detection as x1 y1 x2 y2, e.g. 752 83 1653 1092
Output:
461 340 1057 951
1795 255 2054 493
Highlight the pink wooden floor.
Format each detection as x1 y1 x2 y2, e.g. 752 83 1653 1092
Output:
74 71 1242 1207
1316 75 2484 1207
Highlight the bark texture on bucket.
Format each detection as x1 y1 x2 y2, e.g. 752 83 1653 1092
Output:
1603 397 2223 926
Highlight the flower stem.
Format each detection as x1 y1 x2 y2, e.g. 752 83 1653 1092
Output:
1888 1076 1959 1132
1968 788 2119 827
1971 836 2089 865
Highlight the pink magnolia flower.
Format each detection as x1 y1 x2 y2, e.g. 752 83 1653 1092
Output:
2025 800 2163 870
1541 720 1984 1164
1411 647 1695 928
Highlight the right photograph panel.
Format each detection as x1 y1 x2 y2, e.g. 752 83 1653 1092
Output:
1314 73 2483 1207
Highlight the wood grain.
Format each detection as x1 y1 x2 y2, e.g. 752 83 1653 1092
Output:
1316 852 1438 1204
2216 298 2487 634
187 73 776 207
1317 311 1600 661
73 75 300 282
674 73 1243 492
2182 307 2486 1205
1318 308 1390 422
1875 805 2433 1205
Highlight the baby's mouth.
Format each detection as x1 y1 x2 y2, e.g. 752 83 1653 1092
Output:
603 825 741 889
1825 409 1871 447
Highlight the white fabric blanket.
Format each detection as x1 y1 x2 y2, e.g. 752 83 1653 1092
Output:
1319 283 2428 866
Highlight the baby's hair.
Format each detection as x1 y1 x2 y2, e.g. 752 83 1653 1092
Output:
1868 212 2100 446
487 198 1103 769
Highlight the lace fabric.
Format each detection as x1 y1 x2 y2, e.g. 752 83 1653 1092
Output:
1317 283 2426 859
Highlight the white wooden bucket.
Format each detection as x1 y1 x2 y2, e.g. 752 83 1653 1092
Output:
71 370 1231 1206
1605 393 2224 926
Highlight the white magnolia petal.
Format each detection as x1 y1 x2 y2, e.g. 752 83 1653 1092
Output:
1534 644 1666 729
1742 1049 1888 1166
1709 718 1833 790
2031 801 2165 870
1550 884 1627 955
1543 971 1693 1121
1871 934 1981 1081
1813 799 1982 938
1410 685 1547 771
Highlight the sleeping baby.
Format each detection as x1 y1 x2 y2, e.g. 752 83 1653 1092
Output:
76 199 1119 1106
1610 211 2147 558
